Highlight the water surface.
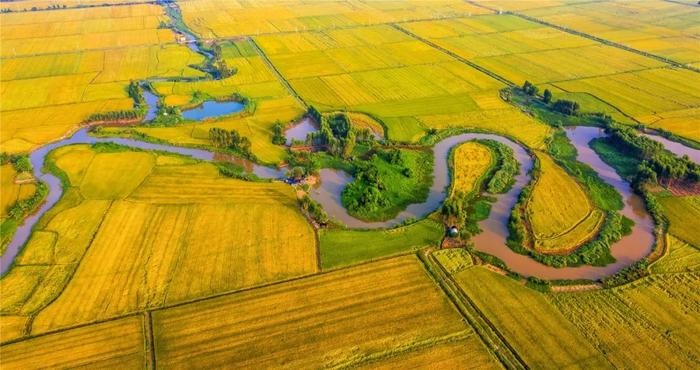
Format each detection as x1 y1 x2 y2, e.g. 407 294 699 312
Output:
181 100 244 121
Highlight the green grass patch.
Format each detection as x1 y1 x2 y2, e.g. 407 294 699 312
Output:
589 136 641 180
319 218 444 269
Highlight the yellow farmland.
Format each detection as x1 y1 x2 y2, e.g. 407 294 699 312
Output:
403 14 700 142
152 255 498 368
0 316 147 369
0 145 317 336
0 3 204 153
526 153 604 253
451 141 493 196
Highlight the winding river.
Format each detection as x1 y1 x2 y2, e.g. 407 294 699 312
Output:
3 116 682 279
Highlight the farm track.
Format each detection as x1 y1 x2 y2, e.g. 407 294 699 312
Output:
249 38 308 108
417 251 528 370
463 0 700 74
391 24 516 87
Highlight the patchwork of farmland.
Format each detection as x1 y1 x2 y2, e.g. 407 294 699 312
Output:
436 239 700 368
1 0 699 367
131 39 305 164
0 3 204 153
151 255 497 368
0 145 317 339
404 14 700 141
255 23 552 147
493 0 700 65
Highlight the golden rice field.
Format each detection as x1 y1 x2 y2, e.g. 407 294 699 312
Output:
451 141 493 196
526 153 604 253
0 145 317 338
0 3 205 153
651 235 700 274
151 255 498 368
507 0 700 64
437 240 700 369
0 316 147 369
255 24 552 147
179 0 491 39
657 194 700 247
403 13 700 141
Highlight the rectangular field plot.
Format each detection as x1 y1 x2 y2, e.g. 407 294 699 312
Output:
152 255 497 368
0 316 147 369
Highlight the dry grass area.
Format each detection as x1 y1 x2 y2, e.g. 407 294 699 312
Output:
0 145 317 336
151 255 497 368
526 153 604 253
0 316 146 369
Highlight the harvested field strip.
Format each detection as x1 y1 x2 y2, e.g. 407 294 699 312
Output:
151 256 493 368
0 316 146 369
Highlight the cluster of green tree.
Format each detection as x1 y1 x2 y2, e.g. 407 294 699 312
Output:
300 195 330 225
602 259 649 288
525 276 551 292
285 151 322 177
522 80 539 96
209 43 237 79
442 191 494 238
605 123 700 184
307 111 357 158
85 110 142 123
271 121 286 145
147 103 182 126
521 81 580 116
0 153 31 173
477 140 519 194
208 128 252 157
552 100 580 116
342 160 389 215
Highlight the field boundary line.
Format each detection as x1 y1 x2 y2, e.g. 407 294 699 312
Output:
417 250 528 369
20 201 114 336
463 0 700 74
0 0 157 14
391 24 515 87
248 38 308 108
1 254 427 347
663 0 699 7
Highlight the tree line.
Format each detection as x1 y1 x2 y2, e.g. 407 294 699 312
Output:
604 123 700 184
